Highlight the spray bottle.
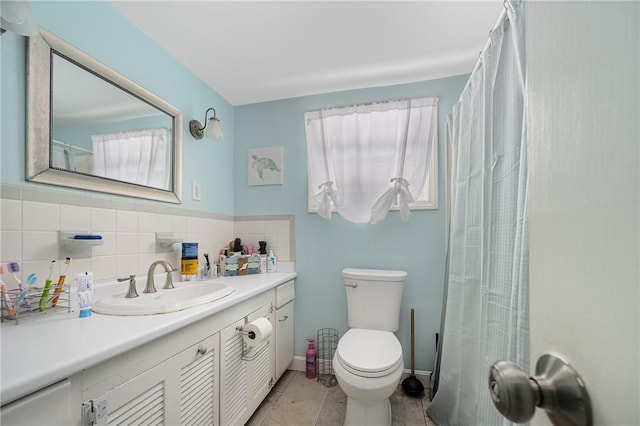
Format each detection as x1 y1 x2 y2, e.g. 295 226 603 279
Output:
306 337 317 379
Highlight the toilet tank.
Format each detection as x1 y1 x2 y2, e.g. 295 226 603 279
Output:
343 268 406 332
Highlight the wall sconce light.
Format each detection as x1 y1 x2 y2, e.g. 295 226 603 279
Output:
0 0 38 36
189 107 223 140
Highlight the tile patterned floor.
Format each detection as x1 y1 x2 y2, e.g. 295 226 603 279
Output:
247 370 437 426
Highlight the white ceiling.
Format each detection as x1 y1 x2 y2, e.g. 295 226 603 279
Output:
109 1 504 106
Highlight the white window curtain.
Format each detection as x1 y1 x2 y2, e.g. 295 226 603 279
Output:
427 1 529 425
305 97 438 224
92 128 170 189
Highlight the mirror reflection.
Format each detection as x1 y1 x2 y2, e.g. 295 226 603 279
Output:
51 53 174 191
27 28 182 204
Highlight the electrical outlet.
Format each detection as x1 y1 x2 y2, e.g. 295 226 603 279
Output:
192 181 201 201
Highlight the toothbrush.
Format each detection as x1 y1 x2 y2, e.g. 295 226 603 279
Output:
20 273 38 311
51 257 71 307
0 266 15 319
39 260 56 312
8 262 31 310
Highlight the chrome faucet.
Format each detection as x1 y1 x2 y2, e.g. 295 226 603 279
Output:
146 260 176 293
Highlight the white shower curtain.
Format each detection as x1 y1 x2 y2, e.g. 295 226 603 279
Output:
428 1 528 425
92 128 170 190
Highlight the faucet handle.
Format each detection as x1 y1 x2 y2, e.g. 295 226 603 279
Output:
118 275 139 298
164 271 175 290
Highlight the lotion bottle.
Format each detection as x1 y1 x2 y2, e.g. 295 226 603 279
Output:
267 250 277 273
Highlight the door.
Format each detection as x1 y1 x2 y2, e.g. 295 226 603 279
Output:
220 318 249 426
276 300 295 380
527 2 639 425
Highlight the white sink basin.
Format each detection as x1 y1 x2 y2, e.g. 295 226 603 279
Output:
93 281 234 316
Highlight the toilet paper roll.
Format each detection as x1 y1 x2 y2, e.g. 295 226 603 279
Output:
243 317 273 347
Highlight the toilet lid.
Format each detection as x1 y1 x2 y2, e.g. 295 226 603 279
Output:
336 329 402 377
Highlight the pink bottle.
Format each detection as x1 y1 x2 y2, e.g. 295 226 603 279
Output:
306 338 317 379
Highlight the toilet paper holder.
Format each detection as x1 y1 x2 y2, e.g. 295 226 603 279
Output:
236 323 270 361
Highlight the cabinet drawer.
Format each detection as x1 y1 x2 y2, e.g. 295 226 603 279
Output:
275 280 295 308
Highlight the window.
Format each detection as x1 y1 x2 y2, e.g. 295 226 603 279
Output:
305 96 438 224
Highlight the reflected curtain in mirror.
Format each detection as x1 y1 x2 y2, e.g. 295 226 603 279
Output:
92 128 171 188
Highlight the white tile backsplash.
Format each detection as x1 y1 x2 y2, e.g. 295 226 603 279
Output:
60 205 91 231
116 210 138 233
275 220 290 234
116 233 138 255
156 214 173 233
1 191 293 285
172 215 187 233
116 253 138 277
92 232 116 256
22 201 60 231
137 212 157 233
91 208 116 232
137 232 156 254
91 255 117 282
1 230 21 263
1 199 21 230
22 231 59 261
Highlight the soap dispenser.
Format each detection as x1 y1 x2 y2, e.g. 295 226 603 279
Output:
306 338 317 379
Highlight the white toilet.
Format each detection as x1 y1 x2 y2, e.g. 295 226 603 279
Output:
333 268 407 426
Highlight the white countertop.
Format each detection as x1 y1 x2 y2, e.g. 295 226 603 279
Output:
0 271 296 405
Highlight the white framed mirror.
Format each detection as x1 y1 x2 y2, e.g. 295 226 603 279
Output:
26 28 183 204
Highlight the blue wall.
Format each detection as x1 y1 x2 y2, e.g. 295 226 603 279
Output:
1 1 234 214
234 76 467 370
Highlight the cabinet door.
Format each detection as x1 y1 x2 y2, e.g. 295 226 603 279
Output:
175 334 219 426
276 300 295 380
220 304 274 426
87 334 218 426
1 380 72 426
220 318 249 426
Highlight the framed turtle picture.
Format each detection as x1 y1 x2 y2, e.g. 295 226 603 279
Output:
248 146 283 186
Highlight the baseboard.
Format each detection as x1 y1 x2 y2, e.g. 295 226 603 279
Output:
290 356 431 387
291 355 306 372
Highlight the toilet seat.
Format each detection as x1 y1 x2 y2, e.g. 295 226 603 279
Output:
336 329 403 378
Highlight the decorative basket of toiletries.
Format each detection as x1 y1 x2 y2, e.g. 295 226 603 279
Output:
223 254 262 276
1 284 72 324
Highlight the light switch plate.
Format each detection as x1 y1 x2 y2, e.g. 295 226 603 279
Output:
192 181 201 201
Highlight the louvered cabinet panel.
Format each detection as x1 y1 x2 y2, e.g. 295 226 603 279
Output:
90 334 220 426
220 319 248 426
220 303 277 426
93 362 168 426
248 339 271 405
177 334 219 426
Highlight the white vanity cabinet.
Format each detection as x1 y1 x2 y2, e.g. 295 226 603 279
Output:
0 274 297 426
85 333 219 425
73 288 276 426
275 280 295 380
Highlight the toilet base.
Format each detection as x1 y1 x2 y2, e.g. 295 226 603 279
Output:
344 397 392 426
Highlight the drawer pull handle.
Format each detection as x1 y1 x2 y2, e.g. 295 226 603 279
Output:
279 315 289 322
197 345 207 355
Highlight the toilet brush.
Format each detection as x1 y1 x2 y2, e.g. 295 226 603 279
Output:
402 308 425 397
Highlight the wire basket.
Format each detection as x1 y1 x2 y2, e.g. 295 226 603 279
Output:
316 328 339 387
1 284 72 325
